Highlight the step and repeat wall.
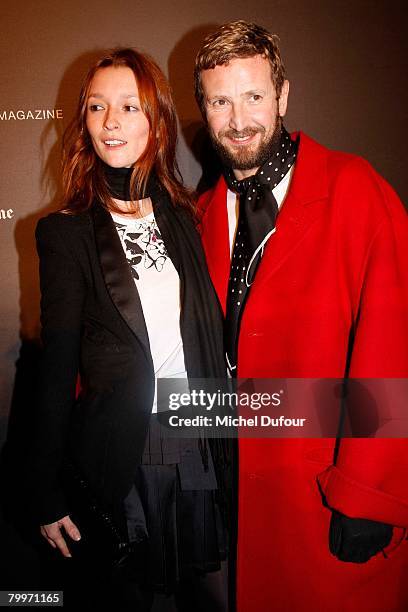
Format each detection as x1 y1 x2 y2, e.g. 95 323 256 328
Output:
1 0 407 587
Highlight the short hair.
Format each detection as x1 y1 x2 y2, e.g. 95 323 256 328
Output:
194 20 286 116
62 47 191 213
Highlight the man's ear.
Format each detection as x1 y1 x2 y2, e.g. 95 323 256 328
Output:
278 80 289 117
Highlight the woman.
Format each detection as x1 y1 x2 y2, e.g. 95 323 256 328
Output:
31 48 229 610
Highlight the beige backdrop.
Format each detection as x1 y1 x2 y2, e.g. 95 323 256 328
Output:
1 0 408 586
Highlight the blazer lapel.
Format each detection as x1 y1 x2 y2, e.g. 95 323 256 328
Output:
92 202 151 356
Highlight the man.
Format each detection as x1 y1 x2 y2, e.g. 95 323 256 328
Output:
194 20 408 612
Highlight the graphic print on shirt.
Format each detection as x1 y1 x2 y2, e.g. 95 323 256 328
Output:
114 219 168 280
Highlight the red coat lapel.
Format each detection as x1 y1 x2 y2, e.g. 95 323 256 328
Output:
253 133 329 287
199 175 230 314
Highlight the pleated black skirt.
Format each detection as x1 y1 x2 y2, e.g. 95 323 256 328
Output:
123 416 228 594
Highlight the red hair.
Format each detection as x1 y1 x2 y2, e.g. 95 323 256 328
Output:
61 48 193 214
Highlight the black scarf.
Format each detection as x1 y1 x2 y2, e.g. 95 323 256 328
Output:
105 166 232 513
103 164 163 202
153 178 233 519
155 193 225 379
223 127 299 374
103 164 226 378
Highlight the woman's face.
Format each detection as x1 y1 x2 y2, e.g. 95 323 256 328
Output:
86 66 150 168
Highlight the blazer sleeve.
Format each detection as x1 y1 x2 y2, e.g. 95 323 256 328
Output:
318 165 408 527
29 215 85 524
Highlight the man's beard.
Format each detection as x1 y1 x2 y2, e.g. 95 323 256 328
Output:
210 116 282 171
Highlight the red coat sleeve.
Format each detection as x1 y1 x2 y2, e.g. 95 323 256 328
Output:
318 161 408 527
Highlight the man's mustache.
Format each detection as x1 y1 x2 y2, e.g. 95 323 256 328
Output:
220 126 265 139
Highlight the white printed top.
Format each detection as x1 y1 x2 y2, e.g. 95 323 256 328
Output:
111 210 187 412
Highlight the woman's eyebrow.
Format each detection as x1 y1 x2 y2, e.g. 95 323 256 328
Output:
87 93 139 99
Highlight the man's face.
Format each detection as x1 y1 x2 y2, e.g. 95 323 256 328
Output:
201 55 289 179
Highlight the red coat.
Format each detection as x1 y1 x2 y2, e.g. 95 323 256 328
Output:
198 133 408 611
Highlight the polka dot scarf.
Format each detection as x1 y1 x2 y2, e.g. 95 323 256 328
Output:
223 127 299 375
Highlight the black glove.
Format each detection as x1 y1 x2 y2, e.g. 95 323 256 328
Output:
329 510 393 563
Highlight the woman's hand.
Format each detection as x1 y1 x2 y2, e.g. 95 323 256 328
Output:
40 516 81 558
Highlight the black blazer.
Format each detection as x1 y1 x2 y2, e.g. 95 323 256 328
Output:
31 202 204 526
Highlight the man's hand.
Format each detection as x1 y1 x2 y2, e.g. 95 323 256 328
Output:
329 510 393 563
40 515 81 558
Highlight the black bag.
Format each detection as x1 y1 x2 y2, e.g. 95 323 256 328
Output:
61 460 134 567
